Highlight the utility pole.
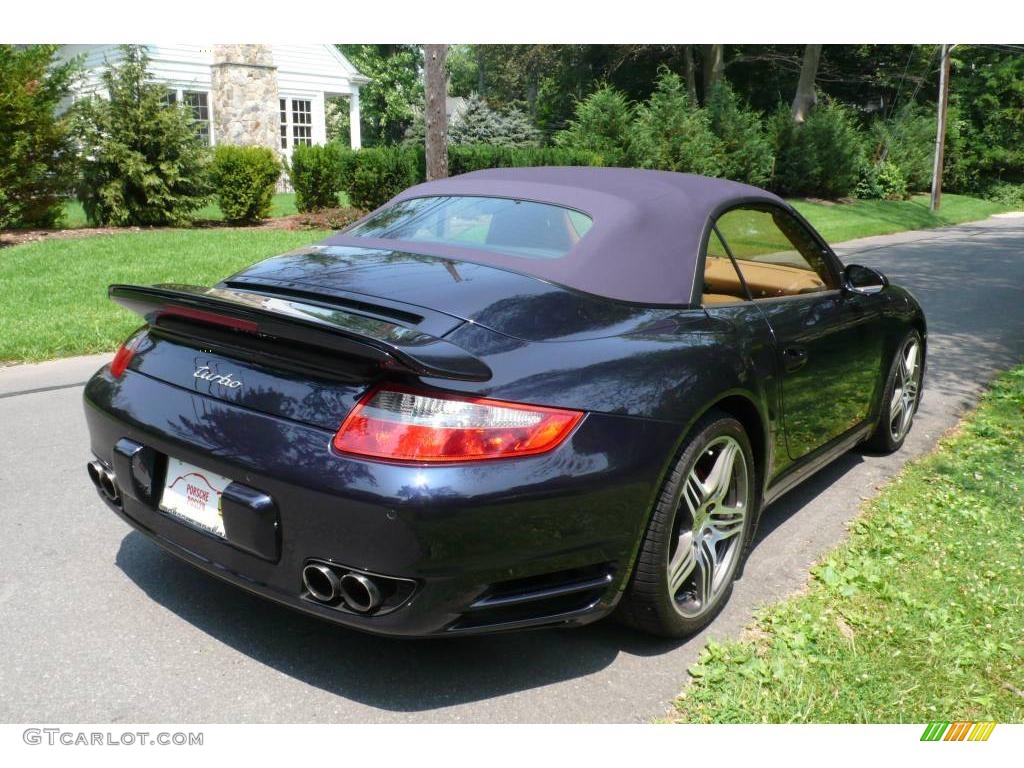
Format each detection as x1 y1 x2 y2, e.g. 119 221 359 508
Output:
424 44 449 181
930 44 953 212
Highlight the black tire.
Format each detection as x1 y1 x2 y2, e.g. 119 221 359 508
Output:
617 410 757 638
864 329 923 454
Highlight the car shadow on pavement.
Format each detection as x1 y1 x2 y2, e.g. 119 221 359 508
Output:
113 447 865 714
114 531 681 713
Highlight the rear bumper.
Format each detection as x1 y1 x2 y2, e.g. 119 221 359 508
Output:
83 367 681 636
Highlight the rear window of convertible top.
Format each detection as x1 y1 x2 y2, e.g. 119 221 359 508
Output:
347 196 594 260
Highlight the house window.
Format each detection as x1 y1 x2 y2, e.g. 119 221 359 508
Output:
292 99 312 147
183 91 210 145
161 88 212 146
280 97 315 151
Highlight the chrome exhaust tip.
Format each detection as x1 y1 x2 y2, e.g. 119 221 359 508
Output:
99 470 120 504
302 563 342 603
339 572 383 613
87 460 103 489
88 460 120 504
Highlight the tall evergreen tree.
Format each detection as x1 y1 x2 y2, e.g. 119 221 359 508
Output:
0 45 79 229
554 85 635 166
632 70 724 176
73 45 211 226
707 82 773 186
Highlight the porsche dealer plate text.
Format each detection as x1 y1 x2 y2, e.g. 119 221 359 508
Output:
159 457 232 538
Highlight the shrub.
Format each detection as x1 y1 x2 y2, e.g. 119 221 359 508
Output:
943 105 976 192
706 82 773 187
448 145 603 175
404 94 541 149
554 85 635 166
868 104 935 192
209 146 280 224
982 181 1024 210
334 144 605 211
771 98 865 198
631 70 724 176
290 143 345 211
449 95 541 148
343 146 422 210
337 146 358 193
0 45 78 229
73 46 211 226
856 160 909 200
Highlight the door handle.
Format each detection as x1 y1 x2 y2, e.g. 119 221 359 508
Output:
783 346 808 372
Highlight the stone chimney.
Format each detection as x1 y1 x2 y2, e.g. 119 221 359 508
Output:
210 44 280 149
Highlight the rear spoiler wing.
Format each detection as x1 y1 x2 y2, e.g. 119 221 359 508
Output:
109 283 492 382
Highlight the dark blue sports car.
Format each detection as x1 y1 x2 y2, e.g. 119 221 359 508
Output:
83 167 925 638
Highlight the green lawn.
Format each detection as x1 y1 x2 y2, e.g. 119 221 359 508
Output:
790 194 1009 244
0 229 328 361
672 366 1024 723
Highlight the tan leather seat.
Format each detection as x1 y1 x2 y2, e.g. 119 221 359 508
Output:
703 256 825 299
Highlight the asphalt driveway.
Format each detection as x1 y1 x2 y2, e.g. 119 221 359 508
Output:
1 215 1022 723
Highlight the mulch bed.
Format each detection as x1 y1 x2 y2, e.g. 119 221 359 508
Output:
0 206 364 249
0 225 141 248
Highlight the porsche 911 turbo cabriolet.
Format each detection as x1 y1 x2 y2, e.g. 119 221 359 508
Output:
83 167 925 638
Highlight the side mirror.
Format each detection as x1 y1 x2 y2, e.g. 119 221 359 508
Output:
843 264 888 296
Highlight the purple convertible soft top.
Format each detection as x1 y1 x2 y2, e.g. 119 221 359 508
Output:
320 166 783 305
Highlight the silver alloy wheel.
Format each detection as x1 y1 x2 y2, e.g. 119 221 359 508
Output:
667 435 749 618
888 337 922 442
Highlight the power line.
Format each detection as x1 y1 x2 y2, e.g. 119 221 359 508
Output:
885 47 917 120
879 46 939 164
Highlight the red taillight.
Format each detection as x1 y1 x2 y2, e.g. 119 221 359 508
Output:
332 386 584 463
110 333 145 378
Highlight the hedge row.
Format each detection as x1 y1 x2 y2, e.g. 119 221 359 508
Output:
289 144 604 212
550 74 941 201
448 145 604 176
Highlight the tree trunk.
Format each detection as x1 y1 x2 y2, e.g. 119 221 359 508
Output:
683 45 697 103
701 44 724 103
791 44 823 124
424 44 449 181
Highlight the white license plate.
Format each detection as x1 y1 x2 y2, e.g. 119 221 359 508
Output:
159 457 233 538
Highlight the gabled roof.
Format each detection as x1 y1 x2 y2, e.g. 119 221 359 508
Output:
323 45 370 85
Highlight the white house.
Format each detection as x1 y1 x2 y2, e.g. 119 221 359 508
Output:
58 44 368 161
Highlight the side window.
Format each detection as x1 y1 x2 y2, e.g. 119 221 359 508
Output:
701 229 749 306
715 207 836 299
